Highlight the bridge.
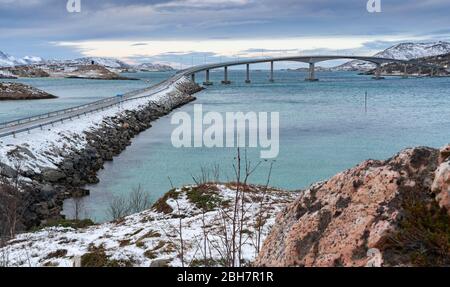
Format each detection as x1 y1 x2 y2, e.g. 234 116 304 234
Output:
0 55 443 138
183 55 441 83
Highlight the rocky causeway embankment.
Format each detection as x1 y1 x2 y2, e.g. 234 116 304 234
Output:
0 77 202 229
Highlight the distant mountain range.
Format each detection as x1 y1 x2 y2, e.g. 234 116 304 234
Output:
0 51 43 67
0 52 174 72
2 41 450 73
333 41 450 71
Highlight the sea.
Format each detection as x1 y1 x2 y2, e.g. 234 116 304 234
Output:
2 70 450 222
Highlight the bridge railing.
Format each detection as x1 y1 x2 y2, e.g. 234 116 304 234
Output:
0 77 182 139
0 76 178 131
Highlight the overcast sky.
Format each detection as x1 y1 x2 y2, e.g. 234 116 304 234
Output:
1 0 449 67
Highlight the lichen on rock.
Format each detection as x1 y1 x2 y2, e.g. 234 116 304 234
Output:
256 146 449 267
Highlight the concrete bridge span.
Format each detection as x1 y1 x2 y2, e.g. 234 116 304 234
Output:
184 55 441 83
0 55 443 138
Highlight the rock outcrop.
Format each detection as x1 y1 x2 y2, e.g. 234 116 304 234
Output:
65 64 138 80
0 82 57 100
0 66 50 78
432 146 450 214
256 146 450 267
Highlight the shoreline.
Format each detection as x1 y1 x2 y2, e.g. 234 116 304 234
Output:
0 76 203 229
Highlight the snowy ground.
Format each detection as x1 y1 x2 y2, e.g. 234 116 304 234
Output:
0 77 185 175
0 184 298 267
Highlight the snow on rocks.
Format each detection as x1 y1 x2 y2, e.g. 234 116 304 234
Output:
0 77 193 175
0 184 298 267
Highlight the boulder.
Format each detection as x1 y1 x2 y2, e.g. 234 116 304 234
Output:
0 162 16 178
42 169 66 183
432 145 450 214
256 147 442 267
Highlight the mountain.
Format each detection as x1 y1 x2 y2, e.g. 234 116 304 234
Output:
1 50 175 73
0 51 43 67
70 57 132 70
42 58 175 73
361 52 450 77
135 63 175 72
334 41 450 71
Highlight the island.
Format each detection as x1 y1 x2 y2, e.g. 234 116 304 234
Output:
0 82 57 100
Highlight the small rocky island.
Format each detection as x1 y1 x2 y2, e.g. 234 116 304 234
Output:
0 66 50 78
0 82 57 100
65 64 138 80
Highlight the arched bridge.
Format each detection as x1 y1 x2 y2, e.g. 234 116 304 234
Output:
183 55 441 83
0 55 443 138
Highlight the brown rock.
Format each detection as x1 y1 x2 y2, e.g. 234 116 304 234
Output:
432 145 450 214
255 147 440 267
439 145 450 164
0 82 57 101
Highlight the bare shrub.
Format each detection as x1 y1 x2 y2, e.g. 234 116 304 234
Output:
185 148 275 267
128 185 152 214
107 186 153 221
0 183 29 239
72 195 86 221
107 196 130 221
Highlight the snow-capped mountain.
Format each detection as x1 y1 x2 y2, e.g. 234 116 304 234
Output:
0 51 43 67
334 41 450 71
42 57 174 72
1 51 175 72
135 62 175 72
70 57 132 70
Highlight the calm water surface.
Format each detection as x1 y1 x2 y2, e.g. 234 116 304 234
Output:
3 71 449 222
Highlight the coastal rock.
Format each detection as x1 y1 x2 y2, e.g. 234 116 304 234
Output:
0 162 16 178
0 82 57 101
65 64 137 80
41 169 66 183
0 66 49 78
256 147 443 267
431 145 450 214
0 70 17 79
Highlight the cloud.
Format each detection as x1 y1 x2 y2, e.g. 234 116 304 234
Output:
0 0 449 62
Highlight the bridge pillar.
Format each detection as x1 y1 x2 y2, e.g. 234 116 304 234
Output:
305 63 318 81
402 64 408 79
269 61 274 82
245 64 251 83
191 73 196 82
203 69 213 86
372 63 384 80
222 66 231 84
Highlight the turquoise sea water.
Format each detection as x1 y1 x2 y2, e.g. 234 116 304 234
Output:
0 72 174 122
2 71 450 222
